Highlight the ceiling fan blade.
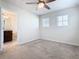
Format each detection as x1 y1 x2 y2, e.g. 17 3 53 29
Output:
44 4 50 9
44 0 56 3
26 2 38 4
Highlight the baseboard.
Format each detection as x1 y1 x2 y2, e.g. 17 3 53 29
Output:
41 39 79 47
18 38 39 45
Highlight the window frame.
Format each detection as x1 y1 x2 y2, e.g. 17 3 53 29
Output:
57 15 69 26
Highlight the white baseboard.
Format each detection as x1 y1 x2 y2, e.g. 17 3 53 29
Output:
41 38 79 46
18 38 39 45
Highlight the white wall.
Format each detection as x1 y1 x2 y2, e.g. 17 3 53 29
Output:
17 10 39 44
0 8 4 51
1 1 39 45
39 6 79 46
0 8 2 51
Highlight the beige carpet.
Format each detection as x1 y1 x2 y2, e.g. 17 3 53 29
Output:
0 39 79 59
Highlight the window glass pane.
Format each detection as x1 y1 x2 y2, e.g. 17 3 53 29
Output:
63 15 68 21
57 16 63 26
57 15 69 26
63 15 68 26
57 16 63 22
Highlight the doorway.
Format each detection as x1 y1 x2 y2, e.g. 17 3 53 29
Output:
1 9 18 51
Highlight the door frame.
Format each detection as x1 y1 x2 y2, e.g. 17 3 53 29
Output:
0 8 18 52
0 8 4 51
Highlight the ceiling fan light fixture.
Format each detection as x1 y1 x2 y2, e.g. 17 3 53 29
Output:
38 2 44 8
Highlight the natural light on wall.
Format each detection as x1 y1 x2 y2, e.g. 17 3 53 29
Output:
42 18 50 27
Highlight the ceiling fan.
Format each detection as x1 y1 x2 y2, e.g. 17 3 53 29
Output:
26 0 56 10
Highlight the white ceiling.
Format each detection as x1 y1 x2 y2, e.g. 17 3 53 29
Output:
2 0 79 15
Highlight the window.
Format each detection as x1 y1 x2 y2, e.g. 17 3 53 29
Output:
42 18 49 27
57 15 68 26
